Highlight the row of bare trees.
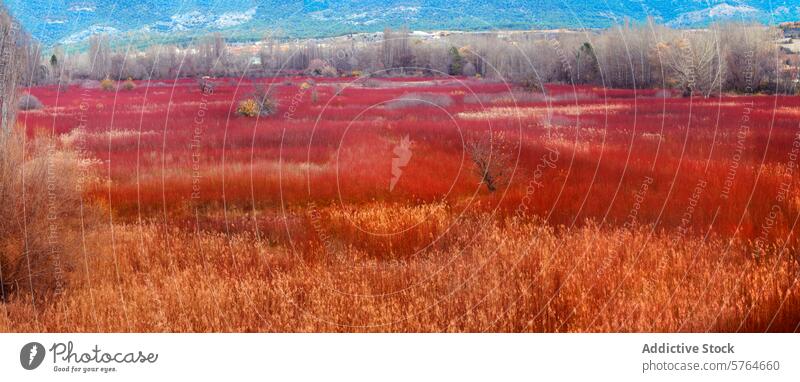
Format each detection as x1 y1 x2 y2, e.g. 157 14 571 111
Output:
25 20 793 96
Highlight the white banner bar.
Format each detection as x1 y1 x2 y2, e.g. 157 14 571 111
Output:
0 334 796 381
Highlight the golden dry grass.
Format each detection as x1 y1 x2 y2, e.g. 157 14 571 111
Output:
2 207 797 332
0 128 85 303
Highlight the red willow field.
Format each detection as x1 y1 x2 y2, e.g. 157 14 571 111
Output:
3 76 800 332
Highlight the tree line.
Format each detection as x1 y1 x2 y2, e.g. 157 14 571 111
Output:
14 16 800 97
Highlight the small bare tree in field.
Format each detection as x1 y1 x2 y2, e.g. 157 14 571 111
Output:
467 133 513 193
198 76 215 94
238 84 277 117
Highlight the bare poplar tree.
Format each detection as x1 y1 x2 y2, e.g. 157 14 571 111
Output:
660 30 725 97
720 23 779 93
382 27 395 71
0 5 25 133
88 34 111 80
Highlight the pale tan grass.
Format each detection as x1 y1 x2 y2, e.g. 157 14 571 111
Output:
457 104 630 121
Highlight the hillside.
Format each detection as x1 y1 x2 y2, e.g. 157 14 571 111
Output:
6 0 800 47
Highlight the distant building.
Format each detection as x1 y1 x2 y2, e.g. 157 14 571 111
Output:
780 22 800 39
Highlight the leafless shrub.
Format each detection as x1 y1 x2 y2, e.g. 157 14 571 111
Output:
386 92 453 109
100 78 114 91
240 83 277 117
516 74 545 93
306 58 338 77
198 76 215 94
17 93 42 110
0 128 88 302
466 133 514 193
121 78 135 91
256 84 278 115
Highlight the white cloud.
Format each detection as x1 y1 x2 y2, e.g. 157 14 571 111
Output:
68 3 96 12
391 6 419 13
773 6 790 15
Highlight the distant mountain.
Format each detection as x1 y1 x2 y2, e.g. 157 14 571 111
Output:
5 0 800 47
